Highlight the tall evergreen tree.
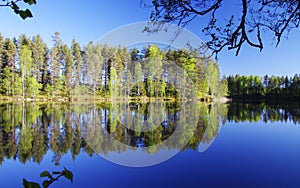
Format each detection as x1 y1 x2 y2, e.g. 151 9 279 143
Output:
0 34 4 93
2 38 17 96
62 44 74 96
71 38 83 89
0 34 3 68
102 44 111 92
32 35 47 84
18 34 32 49
133 62 144 96
85 42 103 97
48 46 61 96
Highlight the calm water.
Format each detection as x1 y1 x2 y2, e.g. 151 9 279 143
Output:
1 102 300 187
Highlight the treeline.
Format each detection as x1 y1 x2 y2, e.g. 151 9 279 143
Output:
227 74 300 101
0 102 226 165
227 102 300 124
0 33 227 101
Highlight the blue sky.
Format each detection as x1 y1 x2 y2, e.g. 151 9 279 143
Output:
0 0 299 77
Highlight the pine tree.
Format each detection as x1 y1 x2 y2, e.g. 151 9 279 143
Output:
62 44 74 97
133 62 144 96
48 47 60 96
102 44 111 92
85 42 103 97
0 34 4 94
19 34 32 49
32 35 47 84
41 48 49 90
123 68 133 96
71 38 83 92
0 67 12 96
2 38 17 96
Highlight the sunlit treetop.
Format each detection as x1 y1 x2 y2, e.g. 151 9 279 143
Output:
147 0 300 56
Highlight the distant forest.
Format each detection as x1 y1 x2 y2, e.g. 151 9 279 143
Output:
0 32 228 101
227 74 300 101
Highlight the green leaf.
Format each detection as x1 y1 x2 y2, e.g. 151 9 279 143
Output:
27 182 41 188
42 180 51 188
23 0 37 5
40 171 51 178
13 8 20 14
11 1 20 14
23 179 29 187
19 9 33 20
23 179 41 188
62 168 73 183
11 1 19 10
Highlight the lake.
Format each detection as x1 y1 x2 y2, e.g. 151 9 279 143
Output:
0 101 300 187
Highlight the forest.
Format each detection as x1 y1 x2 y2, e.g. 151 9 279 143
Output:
227 74 300 101
0 32 228 102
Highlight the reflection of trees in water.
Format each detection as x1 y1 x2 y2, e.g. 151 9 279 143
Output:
185 103 228 151
0 102 227 165
227 102 300 124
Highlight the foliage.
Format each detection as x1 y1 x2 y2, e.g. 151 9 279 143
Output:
23 167 73 188
19 45 33 98
26 76 42 97
227 74 300 100
0 0 36 19
0 34 227 100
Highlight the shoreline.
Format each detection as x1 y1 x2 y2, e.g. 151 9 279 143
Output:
0 96 229 103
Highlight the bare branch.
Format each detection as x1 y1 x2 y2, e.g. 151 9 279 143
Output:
275 1 300 46
182 0 223 16
147 0 300 56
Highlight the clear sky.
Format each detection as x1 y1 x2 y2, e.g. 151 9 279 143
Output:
0 0 299 77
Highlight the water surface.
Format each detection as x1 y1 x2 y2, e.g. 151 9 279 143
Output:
0 102 300 187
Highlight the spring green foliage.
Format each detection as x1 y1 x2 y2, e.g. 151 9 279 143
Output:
0 33 227 100
227 74 300 100
109 67 121 97
19 45 33 98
